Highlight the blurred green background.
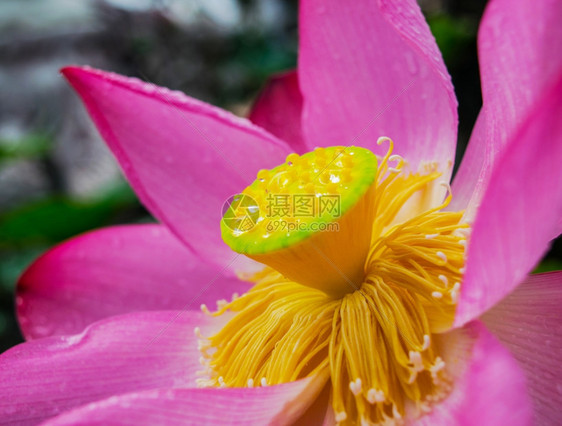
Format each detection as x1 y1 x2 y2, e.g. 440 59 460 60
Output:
1 0 560 352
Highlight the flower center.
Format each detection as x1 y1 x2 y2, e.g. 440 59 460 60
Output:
199 139 468 424
221 145 378 297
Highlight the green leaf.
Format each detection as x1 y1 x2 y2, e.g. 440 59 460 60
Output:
427 14 476 64
533 258 562 274
0 133 51 162
0 184 142 248
0 247 47 292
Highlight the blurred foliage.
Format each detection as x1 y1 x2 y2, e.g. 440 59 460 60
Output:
427 14 476 65
534 259 562 274
427 11 481 170
0 134 51 162
217 31 297 103
0 184 139 248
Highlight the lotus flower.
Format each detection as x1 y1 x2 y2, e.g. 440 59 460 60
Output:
2 0 562 424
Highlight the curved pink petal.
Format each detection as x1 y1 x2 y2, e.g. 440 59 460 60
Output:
17 224 250 340
248 70 307 154
455 73 562 326
452 0 562 219
298 0 457 176
417 321 532 425
44 376 327 426
62 66 292 265
482 272 562 425
0 310 221 425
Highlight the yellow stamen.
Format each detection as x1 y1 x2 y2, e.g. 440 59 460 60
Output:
202 138 468 424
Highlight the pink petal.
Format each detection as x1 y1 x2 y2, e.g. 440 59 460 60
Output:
298 0 457 175
0 310 222 425
248 70 307 154
44 376 328 426
62 66 291 265
482 272 562 425
455 72 562 326
17 224 250 340
451 0 562 219
417 321 532 425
